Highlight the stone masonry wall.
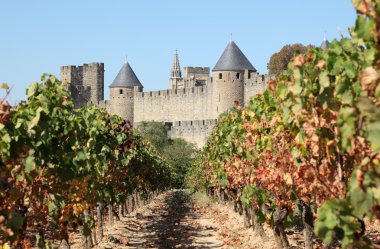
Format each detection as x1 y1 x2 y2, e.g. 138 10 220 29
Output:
60 63 104 108
60 65 90 108
183 67 210 79
109 87 135 123
168 119 217 148
244 72 267 105
133 84 217 123
61 62 268 148
83 63 104 104
212 70 245 112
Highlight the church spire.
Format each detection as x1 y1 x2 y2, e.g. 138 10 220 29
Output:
170 49 182 78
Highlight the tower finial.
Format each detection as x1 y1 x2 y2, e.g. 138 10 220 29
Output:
324 31 327 41
125 56 128 64
230 33 233 42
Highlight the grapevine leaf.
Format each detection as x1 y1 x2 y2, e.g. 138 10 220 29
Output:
1 83 9 90
27 82 38 97
25 156 36 173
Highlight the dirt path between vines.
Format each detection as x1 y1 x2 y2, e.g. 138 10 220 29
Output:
73 190 302 249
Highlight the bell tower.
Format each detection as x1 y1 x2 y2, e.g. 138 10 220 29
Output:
169 49 183 89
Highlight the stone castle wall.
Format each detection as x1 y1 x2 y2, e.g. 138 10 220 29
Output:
133 84 217 123
243 72 267 105
183 67 210 79
83 63 104 104
60 63 104 108
109 87 135 123
60 63 268 148
168 119 217 148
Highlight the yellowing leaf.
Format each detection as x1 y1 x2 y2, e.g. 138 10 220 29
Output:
359 66 379 95
27 82 38 97
1 83 9 90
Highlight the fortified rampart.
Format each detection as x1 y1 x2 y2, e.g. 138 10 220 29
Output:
134 84 217 123
61 63 104 108
60 41 269 147
168 119 217 148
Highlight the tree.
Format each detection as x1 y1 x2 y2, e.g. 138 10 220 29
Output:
135 121 170 152
267 43 314 76
134 121 198 188
164 138 198 188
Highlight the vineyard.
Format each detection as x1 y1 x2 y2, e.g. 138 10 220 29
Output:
187 0 380 248
1 1 380 249
0 75 174 248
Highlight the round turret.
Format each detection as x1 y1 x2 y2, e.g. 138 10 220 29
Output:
212 41 256 114
109 61 143 123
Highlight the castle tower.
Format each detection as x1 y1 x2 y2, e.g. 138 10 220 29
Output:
169 49 183 89
212 41 256 114
60 63 104 108
320 35 330 50
83 63 104 104
109 60 143 123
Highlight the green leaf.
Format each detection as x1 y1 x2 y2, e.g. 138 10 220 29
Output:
319 71 330 93
338 107 356 150
25 156 36 173
8 213 24 230
27 82 38 97
28 107 44 131
291 146 299 158
2 133 11 143
324 209 339 229
367 121 380 151
350 173 373 217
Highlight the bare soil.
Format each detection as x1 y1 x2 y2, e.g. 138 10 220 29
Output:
70 190 304 248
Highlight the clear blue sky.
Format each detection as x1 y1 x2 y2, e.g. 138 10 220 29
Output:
0 1 356 104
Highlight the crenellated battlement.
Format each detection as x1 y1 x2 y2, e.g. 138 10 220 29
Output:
60 41 269 148
60 63 104 108
183 67 210 79
134 85 210 99
168 119 217 147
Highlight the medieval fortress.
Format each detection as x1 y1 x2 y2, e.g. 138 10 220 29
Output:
60 41 268 147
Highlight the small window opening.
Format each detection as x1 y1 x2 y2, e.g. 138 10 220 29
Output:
236 73 240 79
119 89 123 94
219 73 222 79
248 72 251 79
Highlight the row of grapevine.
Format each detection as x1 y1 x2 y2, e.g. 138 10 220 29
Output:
186 1 380 248
0 75 174 248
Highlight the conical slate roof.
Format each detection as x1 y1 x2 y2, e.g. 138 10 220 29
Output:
109 62 143 88
213 41 256 72
320 39 330 50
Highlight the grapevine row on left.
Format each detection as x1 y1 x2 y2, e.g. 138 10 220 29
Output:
0 75 174 248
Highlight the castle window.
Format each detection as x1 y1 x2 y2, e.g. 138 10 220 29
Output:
219 73 222 79
236 73 240 79
248 72 251 79
119 89 123 94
